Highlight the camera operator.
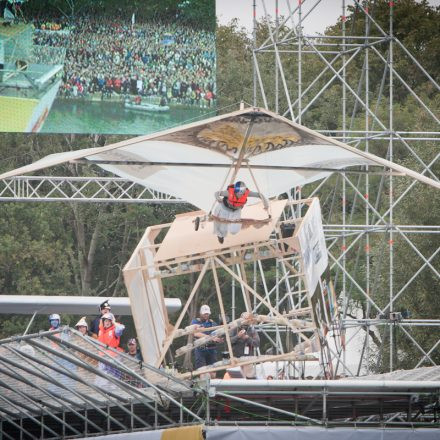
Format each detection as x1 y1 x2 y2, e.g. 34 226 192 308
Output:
230 312 260 379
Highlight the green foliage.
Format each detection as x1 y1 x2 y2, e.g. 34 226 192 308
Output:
0 134 187 338
216 20 254 109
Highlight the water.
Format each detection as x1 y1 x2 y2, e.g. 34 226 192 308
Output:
42 99 216 135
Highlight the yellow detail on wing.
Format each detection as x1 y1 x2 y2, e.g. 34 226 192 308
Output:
197 123 301 156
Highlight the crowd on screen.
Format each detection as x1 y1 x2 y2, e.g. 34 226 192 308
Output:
32 16 216 107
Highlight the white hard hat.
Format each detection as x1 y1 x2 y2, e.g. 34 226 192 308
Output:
101 312 115 323
75 317 88 329
49 313 60 321
200 305 211 314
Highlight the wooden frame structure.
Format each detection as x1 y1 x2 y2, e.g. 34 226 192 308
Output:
124 197 338 378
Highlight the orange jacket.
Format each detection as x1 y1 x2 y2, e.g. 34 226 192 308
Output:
227 185 250 209
98 323 121 349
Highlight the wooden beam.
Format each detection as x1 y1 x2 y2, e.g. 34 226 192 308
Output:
155 259 210 368
211 259 235 364
179 351 318 379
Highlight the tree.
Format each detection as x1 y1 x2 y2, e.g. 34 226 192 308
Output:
216 20 254 109
0 133 187 337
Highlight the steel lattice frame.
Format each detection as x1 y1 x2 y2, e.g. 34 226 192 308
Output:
0 328 203 438
0 1 438 382
251 0 440 376
0 176 184 204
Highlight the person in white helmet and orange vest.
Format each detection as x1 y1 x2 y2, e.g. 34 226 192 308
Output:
98 312 125 351
210 181 269 244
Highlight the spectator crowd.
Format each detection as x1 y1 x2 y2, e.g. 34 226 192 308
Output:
31 15 216 107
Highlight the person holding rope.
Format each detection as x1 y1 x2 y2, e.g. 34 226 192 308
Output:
208 181 269 244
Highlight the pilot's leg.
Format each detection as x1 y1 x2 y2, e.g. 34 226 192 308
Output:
228 209 242 235
213 202 228 241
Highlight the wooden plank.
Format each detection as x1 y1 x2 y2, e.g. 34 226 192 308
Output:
179 352 318 379
154 200 287 262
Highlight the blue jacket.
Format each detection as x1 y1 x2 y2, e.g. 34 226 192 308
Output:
191 317 218 351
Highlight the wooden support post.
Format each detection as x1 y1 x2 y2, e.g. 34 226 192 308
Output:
211 259 235 363
155 259 210 367
138 243 164 358
238 258 253 312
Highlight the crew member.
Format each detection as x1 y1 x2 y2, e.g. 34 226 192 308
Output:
191 305 223 378
90 300 111 338
48 313 61 330
127 338 143 361
98 312 125 350
75 316 89 336
230 312 260 379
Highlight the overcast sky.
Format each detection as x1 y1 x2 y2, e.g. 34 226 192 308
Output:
216 0 440 35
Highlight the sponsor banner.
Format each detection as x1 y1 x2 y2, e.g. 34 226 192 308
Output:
206 426 440 440
79 425 440 440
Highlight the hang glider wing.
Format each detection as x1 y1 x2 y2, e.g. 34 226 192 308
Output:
1 107 438 212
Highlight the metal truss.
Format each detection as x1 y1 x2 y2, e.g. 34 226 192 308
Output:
2 330 439 434
196 378 440 427
0 328 202 439
0 176 184 204
252 0 440 375
0 0 438 385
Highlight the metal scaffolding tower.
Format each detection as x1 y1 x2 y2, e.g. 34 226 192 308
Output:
0 0 438 381
251 0 440 375
2 329 440 437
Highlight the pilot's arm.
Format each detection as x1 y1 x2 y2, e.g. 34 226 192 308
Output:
248 191 269 210
215 190 228 203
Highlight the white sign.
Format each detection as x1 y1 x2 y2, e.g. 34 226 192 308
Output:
297 199 328 295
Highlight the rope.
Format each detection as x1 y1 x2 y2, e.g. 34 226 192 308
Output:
208 162 235 216
247 163 272 217
229 116 256 184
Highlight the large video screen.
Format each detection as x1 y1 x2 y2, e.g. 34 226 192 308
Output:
0 0 216 134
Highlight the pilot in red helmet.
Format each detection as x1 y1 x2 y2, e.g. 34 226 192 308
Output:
211 181 269 243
